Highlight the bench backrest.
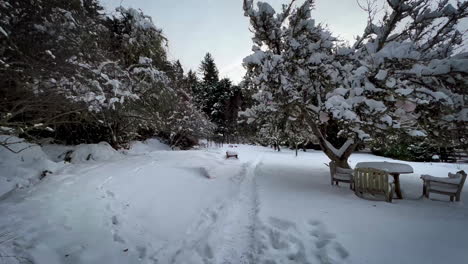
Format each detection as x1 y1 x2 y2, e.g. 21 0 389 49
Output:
354 168 391 194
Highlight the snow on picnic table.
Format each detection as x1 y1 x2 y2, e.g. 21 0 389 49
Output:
0 142 467 264
355 161 414 173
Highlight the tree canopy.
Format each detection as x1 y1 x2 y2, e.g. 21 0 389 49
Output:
242 0 467 166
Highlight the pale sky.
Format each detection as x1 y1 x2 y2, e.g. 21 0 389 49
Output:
102 0 467 84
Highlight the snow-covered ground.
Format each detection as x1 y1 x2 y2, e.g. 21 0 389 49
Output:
1 141 467 264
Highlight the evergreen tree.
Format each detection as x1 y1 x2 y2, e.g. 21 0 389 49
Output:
186 70 198 93
172 60 184 81
194 53 220 116
199 53 219 84
192 53 244 142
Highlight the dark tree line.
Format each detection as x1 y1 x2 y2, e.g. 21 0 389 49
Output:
192 53 249 144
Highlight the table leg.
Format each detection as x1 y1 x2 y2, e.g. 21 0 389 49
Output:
392 173 403 199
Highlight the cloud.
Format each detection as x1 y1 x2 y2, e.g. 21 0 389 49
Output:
219 55 249 84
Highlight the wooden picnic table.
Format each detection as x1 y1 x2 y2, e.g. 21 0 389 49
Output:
355 161 414 199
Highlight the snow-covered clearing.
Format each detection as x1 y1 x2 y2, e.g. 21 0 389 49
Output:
1 142 467 264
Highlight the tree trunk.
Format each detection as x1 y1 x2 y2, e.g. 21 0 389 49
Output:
322 140 356 168
309 123 357 168
330 155 353 168
295 144 298 157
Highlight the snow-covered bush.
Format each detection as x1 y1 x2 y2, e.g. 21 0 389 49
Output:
0 135 61 197
70 142 121 163
0 0 214 148
370 132 458 162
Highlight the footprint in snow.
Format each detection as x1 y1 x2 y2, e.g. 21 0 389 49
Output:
113 233 125 244
136 246 147 260
269 217 297 231
256 217 308 263
196 243 214 260
106 190 115 198
112 215 119 225
308 220 349 264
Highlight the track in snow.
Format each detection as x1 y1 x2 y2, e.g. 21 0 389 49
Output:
168 156 263 264
210 158 261 264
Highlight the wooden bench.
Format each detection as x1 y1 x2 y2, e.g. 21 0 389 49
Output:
421 170 467 202
328 161 354 189
226 151 238 159
354 168 395 203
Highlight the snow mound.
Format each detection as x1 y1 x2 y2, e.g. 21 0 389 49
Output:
199 155 240 179
125 138 171 155
41 144 76 162
200 165 226 179
70 142 121 163
226 150 238 156
0 135 61 197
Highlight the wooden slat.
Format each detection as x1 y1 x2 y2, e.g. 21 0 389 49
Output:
354 168 393 202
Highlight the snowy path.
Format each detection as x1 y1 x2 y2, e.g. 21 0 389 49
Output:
0 150 247 263
168 155 262 264
206 157 260 264
1 144 468 264
0 147 266 264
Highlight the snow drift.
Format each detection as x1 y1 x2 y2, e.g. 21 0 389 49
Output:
124 138 171 155
0 135 62 197
0 137 127 198
70 142 122 163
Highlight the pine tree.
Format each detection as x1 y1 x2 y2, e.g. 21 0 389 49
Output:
199 53 219 84
194 53 219 116
186 70 198 93
172 60 184 81
192 53 243 142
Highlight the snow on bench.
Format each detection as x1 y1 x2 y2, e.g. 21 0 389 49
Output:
226 150 238 159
